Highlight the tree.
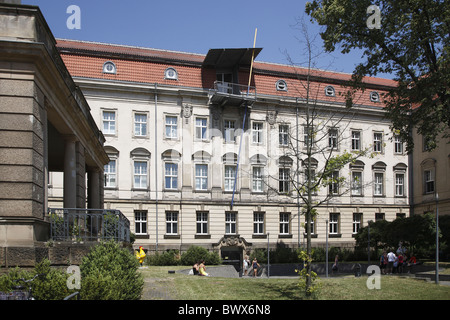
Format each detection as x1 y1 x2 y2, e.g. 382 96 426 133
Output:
305 0 450 152
273 20 369 296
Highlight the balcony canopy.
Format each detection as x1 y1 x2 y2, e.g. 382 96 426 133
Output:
203 48 262 69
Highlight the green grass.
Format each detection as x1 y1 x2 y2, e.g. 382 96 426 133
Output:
139 266 450 300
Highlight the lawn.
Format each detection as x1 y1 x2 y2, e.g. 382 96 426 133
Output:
139 266 450 300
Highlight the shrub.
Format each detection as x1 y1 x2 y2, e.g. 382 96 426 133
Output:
180 246 221 266
79 241 143 300
0 259 75 300
147 250 180 266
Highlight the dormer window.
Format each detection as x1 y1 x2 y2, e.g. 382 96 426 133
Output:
325 85 335 97
102 61 117 74
370 91 380 102
165 67 178 80
276 80 287 91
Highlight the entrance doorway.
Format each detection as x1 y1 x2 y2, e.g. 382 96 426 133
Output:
221 246 243 276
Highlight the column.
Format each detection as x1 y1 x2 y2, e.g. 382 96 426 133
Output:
87 168 101 209
63 136 77 208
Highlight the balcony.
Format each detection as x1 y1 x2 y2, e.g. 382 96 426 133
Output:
48 208 130 243
209 81 257 107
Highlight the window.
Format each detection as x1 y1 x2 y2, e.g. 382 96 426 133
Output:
195 117 208 140
279 124 289 146
325 85 335 97
134 211 147 235
224 120 236 143
305 216 315 234
196 212 208 235
374 172 384 196
165 116 178 139
104 160 116 188
280 213 290 235
394 135 403 154
252 122 263 144
224 165 236 191
133 161 148 189
225 212 237 234
329 213 339 234
328 171 340 195
252 166 263 192
375 212 385 221
134 113 147 137
424 169 435 194
304 125 315 148
166 211 178 235
351 130 361 151
373 132 383 153
253 212 265 235
276 79 287 91
395 173 405 196
164 67 178 80
102 61 116 74
370 91 380 102
351 171 363 196
353 213 362 234
164 163 178 190
195 164 208 191
102 111 116 135
328 128 338 149
279 168 290 193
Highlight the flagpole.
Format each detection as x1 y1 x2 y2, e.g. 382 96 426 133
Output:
231 28 258 210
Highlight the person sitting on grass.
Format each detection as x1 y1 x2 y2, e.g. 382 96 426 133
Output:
198 260 210 276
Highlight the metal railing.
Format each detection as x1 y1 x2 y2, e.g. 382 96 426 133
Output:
213 81 257 98
48 208 130 243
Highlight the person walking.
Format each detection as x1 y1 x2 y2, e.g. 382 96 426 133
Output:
252 258 260 277
387 250 396 274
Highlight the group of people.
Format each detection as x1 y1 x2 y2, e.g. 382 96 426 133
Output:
243 257 261 277
192 260 210 276
380 248 417 274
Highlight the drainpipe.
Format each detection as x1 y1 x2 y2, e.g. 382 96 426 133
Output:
154 83 159 252
296 98 301 248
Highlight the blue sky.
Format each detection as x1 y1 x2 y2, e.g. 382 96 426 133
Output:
23 0 392 79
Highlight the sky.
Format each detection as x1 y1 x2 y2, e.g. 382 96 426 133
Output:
22 0 393 79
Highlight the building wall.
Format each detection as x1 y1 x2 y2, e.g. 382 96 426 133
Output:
48 79 409 252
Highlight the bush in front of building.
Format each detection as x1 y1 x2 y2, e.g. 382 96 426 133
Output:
180 246 221 266
146 249 180 266
79 241 144 300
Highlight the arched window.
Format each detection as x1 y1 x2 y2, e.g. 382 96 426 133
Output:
276 79 288 91
164 67 178 80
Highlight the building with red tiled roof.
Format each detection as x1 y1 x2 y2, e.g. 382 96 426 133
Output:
49 38 409 264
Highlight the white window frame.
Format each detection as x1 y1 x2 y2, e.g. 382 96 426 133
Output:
104 159 117 188
252 121 263 144
352 213 362 234
373 132 383 153
279 124 289 146
134 210 147 235
164 163 178 190
351 130 361 151
279 168 290 193
328 128 338 150
225 212 237 234
133 160 148 190
195 164 208 191
394 135 403 154
102 110 116 135
395 173 405 197
166 211 178 235
252 166 264 193
253 212 265 235
195 117 208 140
134 113 148 137
424 169 435 194
351 171 363 196
224 165 236 192
279 213 290 235
374 172 384 196
224 120 236 143
329 213 339 234
165 115 178 139
196 211 208 235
